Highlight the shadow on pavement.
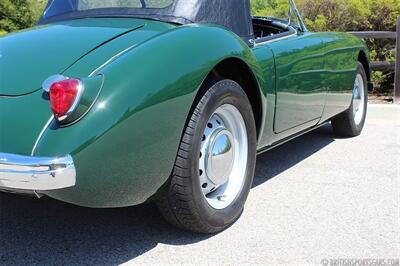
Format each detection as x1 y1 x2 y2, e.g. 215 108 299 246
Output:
0 125 335 265
253 124 335 188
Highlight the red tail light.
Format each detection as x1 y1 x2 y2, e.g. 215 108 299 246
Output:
49 79 83 121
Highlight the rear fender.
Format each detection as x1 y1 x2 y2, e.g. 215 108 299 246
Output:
35 25 263 207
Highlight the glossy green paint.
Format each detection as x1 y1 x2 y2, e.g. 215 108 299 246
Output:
266 32 326 133
63 19 177 78
0 90 52 155
0 75 104 155
319 32 369 122
0 18 369 208
33 22 264 207
257 31 369 147
57 75 104 125
0 18 150 96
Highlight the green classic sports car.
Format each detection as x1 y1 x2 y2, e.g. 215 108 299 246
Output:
0 0 370 233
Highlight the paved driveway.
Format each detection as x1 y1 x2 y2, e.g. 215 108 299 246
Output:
0 104 399 265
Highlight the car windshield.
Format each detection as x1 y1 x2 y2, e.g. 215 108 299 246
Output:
41 0 175 20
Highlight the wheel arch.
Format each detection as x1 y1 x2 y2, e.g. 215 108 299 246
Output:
194 57 264 141
357 50 371 82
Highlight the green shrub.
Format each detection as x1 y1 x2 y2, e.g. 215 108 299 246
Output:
0 0 46 33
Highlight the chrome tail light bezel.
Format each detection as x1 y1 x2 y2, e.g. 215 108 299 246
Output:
42 75 85 122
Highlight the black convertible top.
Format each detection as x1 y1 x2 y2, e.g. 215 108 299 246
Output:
38 0 254 44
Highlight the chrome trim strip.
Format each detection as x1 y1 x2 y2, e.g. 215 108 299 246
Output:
0 153 76 191
31 116 54 156
57 79 85 122
289 0 308 32
253 0 306 47
42 75 69 93
89 45 136 77
254 31 297 46
61 74 105 127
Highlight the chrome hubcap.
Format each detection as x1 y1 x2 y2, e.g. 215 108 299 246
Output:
199 104 248 209
352 74 365 126
206 129 235 186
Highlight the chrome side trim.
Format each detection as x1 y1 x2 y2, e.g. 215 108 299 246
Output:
61 74 105 127
254 31 297 46
31 116 54 156
89 45 136 77
0 153 76 191
57 79 85 122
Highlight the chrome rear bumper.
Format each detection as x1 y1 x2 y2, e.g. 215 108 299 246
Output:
0 152 76 191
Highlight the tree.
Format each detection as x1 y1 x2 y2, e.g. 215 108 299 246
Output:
0 0 46 35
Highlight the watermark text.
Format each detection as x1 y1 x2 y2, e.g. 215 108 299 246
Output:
320 258 399 266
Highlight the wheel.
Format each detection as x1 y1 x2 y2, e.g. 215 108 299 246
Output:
157 79 257 234
331 63 368 137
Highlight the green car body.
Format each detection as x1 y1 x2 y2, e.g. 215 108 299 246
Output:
0 13 370 207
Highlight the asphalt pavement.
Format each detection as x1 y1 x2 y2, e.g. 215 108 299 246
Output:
0 104 399 265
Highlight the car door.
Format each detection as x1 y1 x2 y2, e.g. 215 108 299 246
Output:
267 32 326 133
252 0 327 134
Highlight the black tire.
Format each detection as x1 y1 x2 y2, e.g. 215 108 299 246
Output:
157 79 257 234
331 63 368 137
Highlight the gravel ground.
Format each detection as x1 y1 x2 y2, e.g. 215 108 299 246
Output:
0 104 399 265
